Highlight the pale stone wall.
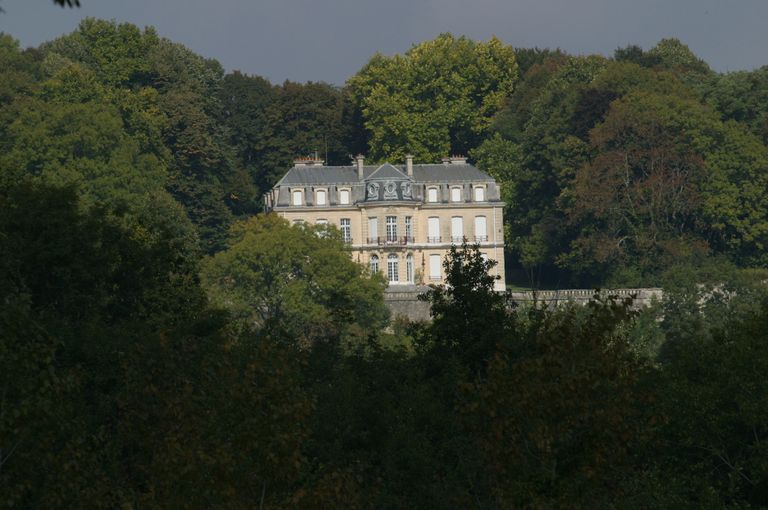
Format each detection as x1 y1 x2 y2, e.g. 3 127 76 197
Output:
276 201 506 289
383 287 664 323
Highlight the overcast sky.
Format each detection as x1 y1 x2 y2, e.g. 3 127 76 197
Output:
1 0 766 85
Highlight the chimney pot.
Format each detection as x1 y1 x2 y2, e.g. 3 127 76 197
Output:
355 154 365 180
405 154 413 177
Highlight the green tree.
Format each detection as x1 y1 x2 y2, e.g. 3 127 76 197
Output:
348 33 518 162
201 214 389 344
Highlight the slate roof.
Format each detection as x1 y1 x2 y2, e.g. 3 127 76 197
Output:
276 162 494 186
367 163 411 181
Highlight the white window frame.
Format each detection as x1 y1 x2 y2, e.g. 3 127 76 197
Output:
451 216 464 243
473 186 485 202
315 188 327 206
339 188 351 205
405 216 413 241
368 217 378 244
474 215 487 242
427 187 439 203
450 187 462 202
387 254 399 283
429 254 441 280
340 218 351 243
427 217 440 243
386 216 397 242
406 254 414 283
370 254 379 273
292 189 303 206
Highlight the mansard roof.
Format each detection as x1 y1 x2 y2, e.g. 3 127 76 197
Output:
276 161 495 186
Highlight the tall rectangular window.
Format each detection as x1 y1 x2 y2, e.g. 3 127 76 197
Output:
474 186 485 202
474 216 487 242
427 188 438 203
451 216 464 243
340 218 351 243
429 254 441 280
292 190 303 206
427 217 440 243
451 187 462 202
405 216 413 241
316 189 327 206
368 217 378 243
386 216 397 242
387 254 399 283
406 254 414 283
339 189 350 205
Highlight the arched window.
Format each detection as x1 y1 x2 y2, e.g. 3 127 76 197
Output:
450 187 462 202
387 254 399 283
292 190 303 206
369 254 379 274
427 187 438 203
339 189 350 205
406 254 414 283
316 189 327 206
473 186 485 202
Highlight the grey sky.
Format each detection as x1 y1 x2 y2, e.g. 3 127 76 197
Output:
1 0 766 85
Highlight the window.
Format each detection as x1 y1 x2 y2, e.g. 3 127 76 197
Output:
427 217 440 243
340 218 351 243
339 189 350 205
316 189 327 206
474 186 485 202
368 217 378 243
405 216 413 241
474 216 487 242
387 254 399 283
386 216 397 242
370 254 379 273
427 187 438 203
315 218 328 225
429 254 441 280
451 187 462 202
451 216 464 243
292 219 304 225
292 190 303 206
406 254 414 283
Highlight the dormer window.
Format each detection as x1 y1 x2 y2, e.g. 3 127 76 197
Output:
339 189 350 205
450 187 462 202
473 186 485 202
315 189 327 206
292 189 303 206
427 187 438 203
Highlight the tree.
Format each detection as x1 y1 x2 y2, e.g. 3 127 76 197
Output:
201 214 389 344
348 33 518 162
465 297 658 508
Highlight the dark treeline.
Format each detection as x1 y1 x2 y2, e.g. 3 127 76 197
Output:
3 18 768 509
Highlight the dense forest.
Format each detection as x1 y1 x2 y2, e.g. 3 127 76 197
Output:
2 18 768 508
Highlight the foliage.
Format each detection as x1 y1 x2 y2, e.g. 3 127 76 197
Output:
201 214 389 344
348 33 518 162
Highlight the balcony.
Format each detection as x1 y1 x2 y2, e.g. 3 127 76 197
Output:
427 236 442 244
367 236 415 246
474 235 488 242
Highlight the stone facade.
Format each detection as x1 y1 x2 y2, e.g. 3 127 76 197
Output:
264 155 506 290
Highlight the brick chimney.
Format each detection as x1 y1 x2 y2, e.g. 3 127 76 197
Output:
355 154 365 180
405 154 413 177
294 156 324 167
